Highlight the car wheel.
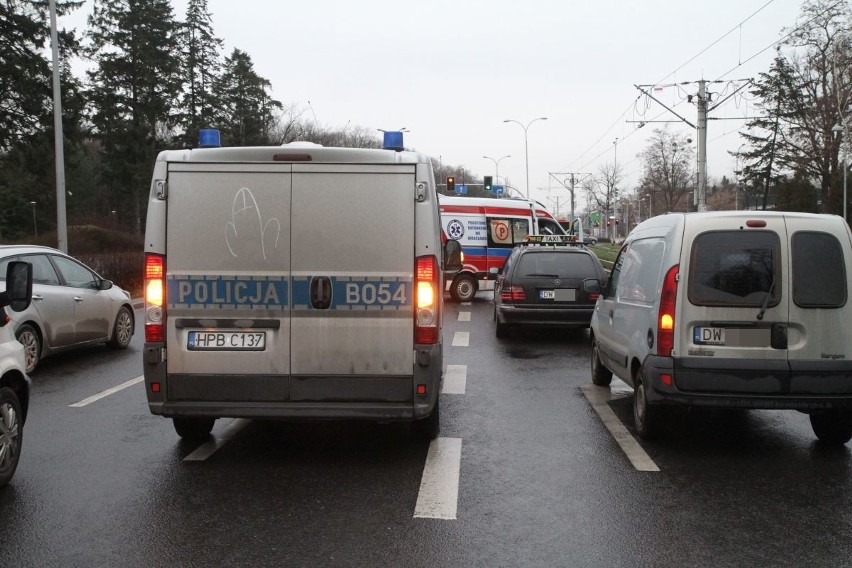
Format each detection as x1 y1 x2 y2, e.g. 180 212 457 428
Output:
809 412 852 445
450 274 477 303
173 417 216 441
15 324 41 374
411 398 440 441
108 306 134 349
591 340 613 386
0 387 24 488
633 368 665 439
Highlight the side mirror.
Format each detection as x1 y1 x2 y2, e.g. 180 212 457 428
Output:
489 267 499 275
583 279 602 295
1 261 33 312
444 240 462 272
98 279 114 291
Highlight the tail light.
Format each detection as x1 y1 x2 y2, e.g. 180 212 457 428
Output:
501 285 526 302
145 253 166 343
657 264 678 356
415 255 439 344
587 292 601 302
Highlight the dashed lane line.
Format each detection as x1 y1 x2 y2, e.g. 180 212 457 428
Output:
69 376 144 407
458 311 471 322
183 419 252 462
413 437 462 520
452 331 469 347
580 384 660 472
443 365 467 395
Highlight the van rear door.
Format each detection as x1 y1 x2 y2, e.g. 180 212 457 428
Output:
289 164 416 401
165 163 292 400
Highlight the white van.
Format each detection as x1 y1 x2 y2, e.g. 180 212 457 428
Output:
142 132 451 441
590 211 852 444
438 195 568 301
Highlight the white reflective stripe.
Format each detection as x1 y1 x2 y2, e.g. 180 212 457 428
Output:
414 437 462 520
452 331 469 347
183 419 251 462
69 376 143 408
581 384 660 472
443 365 467 395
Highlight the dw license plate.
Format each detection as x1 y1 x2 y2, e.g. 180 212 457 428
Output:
693 326 725 346
540 289 576 301
187 331 266 351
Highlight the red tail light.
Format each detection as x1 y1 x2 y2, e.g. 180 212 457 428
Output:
145 253 166 343
501 285 526 302
415 255 439 344
588 292 600 302
657 264 678 356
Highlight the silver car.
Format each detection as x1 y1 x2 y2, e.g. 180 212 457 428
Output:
0 245 135 373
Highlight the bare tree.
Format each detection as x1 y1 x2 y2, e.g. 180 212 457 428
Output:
638 126 695 214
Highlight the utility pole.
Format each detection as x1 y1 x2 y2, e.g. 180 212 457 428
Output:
635 79 751 213
548 172 591 223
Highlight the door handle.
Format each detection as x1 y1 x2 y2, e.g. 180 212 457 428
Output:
32 295 44 301
74 296 84 302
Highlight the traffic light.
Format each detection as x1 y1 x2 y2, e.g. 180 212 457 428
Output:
484 176 493 192
447 176 455 192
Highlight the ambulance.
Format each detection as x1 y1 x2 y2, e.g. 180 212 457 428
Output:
438 195 567 301
142 130 453 442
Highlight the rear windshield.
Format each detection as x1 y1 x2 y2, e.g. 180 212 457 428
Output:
517 251 596 278
688 230 780 307
791 231 846 308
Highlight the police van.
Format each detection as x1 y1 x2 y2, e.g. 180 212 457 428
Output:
438 195 567 301
143 130 452 441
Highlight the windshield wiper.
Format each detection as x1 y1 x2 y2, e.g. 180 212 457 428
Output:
524 273 560 278
756 275 776 320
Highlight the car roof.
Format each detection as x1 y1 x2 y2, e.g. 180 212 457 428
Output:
0 245 66 256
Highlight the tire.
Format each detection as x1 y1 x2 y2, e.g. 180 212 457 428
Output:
173 417 216 441
0 387 24 488
15 324 41 374
591 340 613 386
450 274 477 303
633 368 665 439
810 412 852 445
411 398 440 441
108 306 134 349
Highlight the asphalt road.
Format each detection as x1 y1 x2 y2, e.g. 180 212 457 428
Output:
2 298 852 567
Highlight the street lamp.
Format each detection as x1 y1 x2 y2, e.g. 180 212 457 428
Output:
483 154 511 185
30 201 38 237
503 117 547 199
645 193 652 218
833 123 847 223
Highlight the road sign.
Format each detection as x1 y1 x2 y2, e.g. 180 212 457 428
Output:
492 184 505 195
455 184 468 195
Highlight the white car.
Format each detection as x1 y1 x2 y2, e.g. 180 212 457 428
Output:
0 245 135 373
0 261 33 488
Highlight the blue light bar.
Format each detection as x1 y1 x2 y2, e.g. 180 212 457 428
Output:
382 131 404 151
198 129 221 148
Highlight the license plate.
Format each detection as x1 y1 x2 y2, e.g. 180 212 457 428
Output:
187 331 266 351
693 326 725 346
540 290 555 299
540 289 576 301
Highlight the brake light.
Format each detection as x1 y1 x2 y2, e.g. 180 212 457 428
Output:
657 264 678 356
415 255 439 344
145 253 166 343
501 285 526 302
588 292 600 302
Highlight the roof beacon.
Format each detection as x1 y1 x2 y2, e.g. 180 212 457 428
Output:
197 129 221 148
382 131 404 152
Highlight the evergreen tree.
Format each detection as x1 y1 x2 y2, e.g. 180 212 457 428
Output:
84 0 182 234
175 0 223 148
215 48 282 146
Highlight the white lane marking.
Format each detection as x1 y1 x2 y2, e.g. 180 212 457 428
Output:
581 384 660 472
457 311 471 322
69 376 144 407
452 331 469 347
183 419 252 462
443 365 467 395
414 437 462 520
461 301 472 306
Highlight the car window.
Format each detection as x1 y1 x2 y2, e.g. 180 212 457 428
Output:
605 244 629 298
488 218 529 248
51 255 99 288
792 231 846 308
0 255 19 280
538 218 565 236
617 239 665 303
517 251 597 278
22 254 61 285
688 230 780 307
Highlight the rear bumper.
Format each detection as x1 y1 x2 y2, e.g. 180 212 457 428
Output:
497 304 594 327
642 355 852 410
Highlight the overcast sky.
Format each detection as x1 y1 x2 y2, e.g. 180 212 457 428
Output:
62 0 805 215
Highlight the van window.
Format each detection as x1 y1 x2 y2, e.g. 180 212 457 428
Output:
488 218 529 248
792 231 846 308
616 239 665 303
605 245 628 299
538 218 565 236
688 230 780 307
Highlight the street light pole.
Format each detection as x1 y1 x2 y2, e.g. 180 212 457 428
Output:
645 193 652 218
30 201 38 237
483 154 511 185
503 117 547 199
